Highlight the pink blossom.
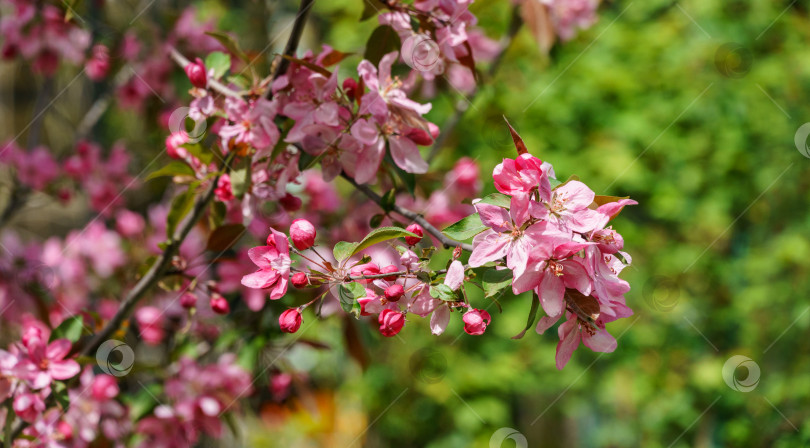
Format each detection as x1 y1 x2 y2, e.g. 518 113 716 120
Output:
545 180 607 233
220 97 280 154
543 0 598 41
13 391 45 422
241 228 292 305
16 338 80 389
115 209 145 237
214 173 234 202
86 44 110 81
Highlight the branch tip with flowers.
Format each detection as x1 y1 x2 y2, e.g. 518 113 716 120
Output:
0 0 630 445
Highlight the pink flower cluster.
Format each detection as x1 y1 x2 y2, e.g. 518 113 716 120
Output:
470 151 636 369
0 1 90 74
136 355 252 447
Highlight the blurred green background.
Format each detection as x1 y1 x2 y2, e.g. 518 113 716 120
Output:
247 0 810 447
5 0 810 446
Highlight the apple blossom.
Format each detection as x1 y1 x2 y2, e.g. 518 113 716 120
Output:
462 309 492 336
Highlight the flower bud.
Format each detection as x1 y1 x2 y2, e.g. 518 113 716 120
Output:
384 284 405 302
210 294 230 314
91 374 119 401
381 265 399 281
350 263 379 284
378 309 405 337
279 309 303 333
462 309 491 336
180 292 197 309
404 127 434 146
290 219 316 250
184 58 207 89
342 78 358 101
291 272 309 288
279 193 302 212
405 223 424 246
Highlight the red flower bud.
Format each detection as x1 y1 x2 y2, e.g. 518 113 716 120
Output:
405 223 424 246
279 193 302 212
210 294 230 314
184 57 207 89
290 219 316 250
381 265 399 281
384 284 405 302
291 272 309 288
180 292 197 309
342 78 358 101
378 309 405 337
462 309 491 335
279 309 303 333
404 127 434 146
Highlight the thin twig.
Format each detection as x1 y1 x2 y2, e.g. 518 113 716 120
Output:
340 173 473 252
79 153 235 357
265 0 315 98
427 4 522 163
168 47 243 99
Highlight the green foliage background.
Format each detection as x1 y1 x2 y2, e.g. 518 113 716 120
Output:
245 0 810 446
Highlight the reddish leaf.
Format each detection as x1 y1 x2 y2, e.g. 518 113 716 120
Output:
207 224 246 252
320 49 354 67
281 55 333 78
564 289 600 327
593 195 631 207
503 116 528 155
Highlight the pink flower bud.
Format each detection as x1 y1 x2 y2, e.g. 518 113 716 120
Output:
404 127 434 146
378 309 405 337
214 174 234 202
180 292 197 309
279 309 302 333
405 224 424 246
184 58 207 89
462 309 491 336
279 193 302 212
384 284 405 302
289 219 316 250
91 374 119 401
86 44 110 81
381 265 399 281
291 272 309 288
210 294 230 314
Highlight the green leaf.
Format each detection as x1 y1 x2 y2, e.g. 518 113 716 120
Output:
204 31 250 63
512 294 540 340
380 189 396 212
50 315 84 342
146 161 194 181
364 25 401 66
181 142 214 165
207 224 246 252
166 187 196 238
429 284 457 301
338 282 365 318
478 192 511 209
369 214 384 228
333 241 360 264
482 268 513 298
204 51 231 79
442 213 487 241
229 157 251 199
355 226 418 254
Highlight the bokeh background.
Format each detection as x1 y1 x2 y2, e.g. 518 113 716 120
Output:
2 0 809 447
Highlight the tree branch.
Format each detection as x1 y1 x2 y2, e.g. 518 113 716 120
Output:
340 172 474 252
79 153 234 357
427 4 522 163
266 0 315 97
